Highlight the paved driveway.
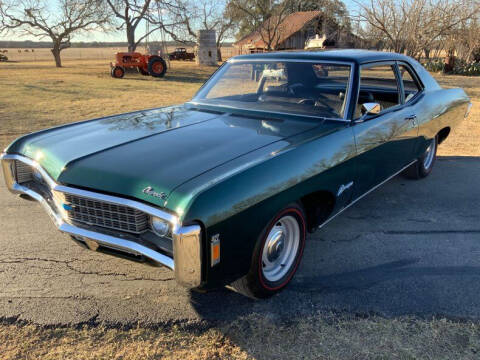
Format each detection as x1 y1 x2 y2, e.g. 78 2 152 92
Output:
1 157 479 326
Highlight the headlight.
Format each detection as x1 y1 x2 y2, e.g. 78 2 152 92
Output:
150 216 171 237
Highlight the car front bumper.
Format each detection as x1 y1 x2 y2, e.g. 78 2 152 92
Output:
1 153 203 288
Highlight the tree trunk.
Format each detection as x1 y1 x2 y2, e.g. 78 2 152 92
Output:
424 48 430 60
51 45 62 68
127 24 136 52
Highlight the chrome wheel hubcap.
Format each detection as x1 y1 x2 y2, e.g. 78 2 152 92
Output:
262 215 300 282
423 139 436 169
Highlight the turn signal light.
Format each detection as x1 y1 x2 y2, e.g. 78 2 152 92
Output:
211 235 220 266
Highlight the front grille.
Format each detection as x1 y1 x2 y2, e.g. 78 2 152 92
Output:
14 160 33 183
62 193 149 234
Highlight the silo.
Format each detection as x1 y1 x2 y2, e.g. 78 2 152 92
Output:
196 30 217 66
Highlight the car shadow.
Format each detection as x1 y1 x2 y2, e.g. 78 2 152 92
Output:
187 156 480 353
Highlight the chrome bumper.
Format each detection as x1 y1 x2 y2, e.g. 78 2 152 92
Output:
1 153 203 288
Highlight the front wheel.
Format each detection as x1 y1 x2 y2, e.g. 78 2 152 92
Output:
111 66 125 79
404 135 438 179
230 204 306 299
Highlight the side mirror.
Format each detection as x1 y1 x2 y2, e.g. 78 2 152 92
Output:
361 102 382 115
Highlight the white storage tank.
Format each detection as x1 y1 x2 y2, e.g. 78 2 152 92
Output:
196 30 217 66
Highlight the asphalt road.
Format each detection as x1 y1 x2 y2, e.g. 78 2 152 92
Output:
1 157 479 326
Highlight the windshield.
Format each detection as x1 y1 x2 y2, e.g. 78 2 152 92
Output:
192 60 352 119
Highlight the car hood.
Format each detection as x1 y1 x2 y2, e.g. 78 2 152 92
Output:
7 105 323 207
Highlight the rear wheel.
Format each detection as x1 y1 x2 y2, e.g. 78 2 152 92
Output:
404 135 438 179
148 57 167 78
230 204 306 299
111 66 125 79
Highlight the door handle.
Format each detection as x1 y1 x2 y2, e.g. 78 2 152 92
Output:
404 114 417 121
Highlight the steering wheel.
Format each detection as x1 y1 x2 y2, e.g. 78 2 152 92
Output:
287 83 306 96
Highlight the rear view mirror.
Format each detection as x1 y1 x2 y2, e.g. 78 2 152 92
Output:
361 102 382 115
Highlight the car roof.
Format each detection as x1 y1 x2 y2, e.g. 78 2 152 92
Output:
230 49 412 65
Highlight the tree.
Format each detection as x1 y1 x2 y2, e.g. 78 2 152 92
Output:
288 0 351 30
0 0 110 67
229 0 294 51
354 0 480 60
225 0 261 40
160 0 235 61
105 0 183 52
106 0 150 52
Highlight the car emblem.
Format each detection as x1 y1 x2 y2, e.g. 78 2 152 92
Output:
63 203 73 211
337 181 354 197
142 186 167 200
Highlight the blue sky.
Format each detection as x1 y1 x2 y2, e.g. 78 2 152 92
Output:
1 0 361 42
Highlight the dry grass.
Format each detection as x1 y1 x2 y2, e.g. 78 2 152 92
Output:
1 314 480 360
432 73 480 156
0 46 237 62
0 322 249 360
0 59 214 150
0 59 479 359
0 59 478 154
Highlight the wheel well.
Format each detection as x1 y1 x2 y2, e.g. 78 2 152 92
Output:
437 127 450 144
300 191 336 232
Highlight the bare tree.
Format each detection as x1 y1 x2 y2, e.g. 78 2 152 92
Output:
354 0 480 60
160 0 235 60
0 0 110 67
106 0 151 52
229 0 293 51
443 2 480 62
105 0 183 52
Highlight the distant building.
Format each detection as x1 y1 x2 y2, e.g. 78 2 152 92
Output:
234 11 360 54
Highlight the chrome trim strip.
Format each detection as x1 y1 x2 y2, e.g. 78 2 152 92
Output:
61 223 175 270
187 101 351 123
227 58 354 65
0 153 179 225
0 152 184 274
7 181 175 270
318 160 418 229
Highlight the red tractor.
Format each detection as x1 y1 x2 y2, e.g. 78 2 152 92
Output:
110 52 167 79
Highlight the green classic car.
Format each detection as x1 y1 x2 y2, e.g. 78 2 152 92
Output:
1 50 472 298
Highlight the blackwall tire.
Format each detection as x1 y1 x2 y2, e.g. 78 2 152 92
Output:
111 66 125 79
404 135 438 179
147 57 167 78
230 204 306 299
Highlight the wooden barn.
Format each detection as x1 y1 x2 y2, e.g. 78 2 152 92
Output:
234 11 358 54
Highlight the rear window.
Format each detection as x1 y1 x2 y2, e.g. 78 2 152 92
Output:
399 65 422 102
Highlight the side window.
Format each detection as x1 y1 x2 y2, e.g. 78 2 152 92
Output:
355 64 400 119
399 65 421 102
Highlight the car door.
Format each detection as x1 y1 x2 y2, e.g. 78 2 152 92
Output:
352 62 419 198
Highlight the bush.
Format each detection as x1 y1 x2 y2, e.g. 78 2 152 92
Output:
423 59 444 73
423 58 480 76
453 59 480 76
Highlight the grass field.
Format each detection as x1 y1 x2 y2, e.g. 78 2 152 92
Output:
0 46 238 62
0 59 479 359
